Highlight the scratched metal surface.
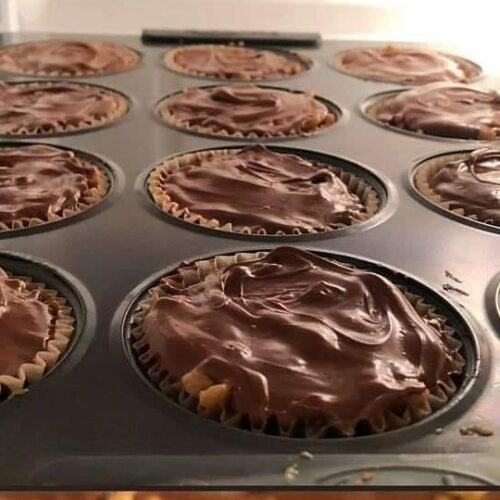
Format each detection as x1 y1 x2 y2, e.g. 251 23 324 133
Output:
0 33 498 489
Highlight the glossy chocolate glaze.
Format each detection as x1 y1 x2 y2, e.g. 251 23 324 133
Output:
373 83 500 140
430 149 500 225
167 44 308 80
336 45 480 84
0 81 125 135
154 145 364 233
159 85 335 137
0 40 139 76
140 247 462 435
0 144 102 226
0 268 53 377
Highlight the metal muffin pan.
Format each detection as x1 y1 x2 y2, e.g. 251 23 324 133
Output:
0 33 498 489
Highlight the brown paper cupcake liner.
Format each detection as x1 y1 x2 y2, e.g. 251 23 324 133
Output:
163 45 311 81
0 82 129 137
0 274 75 401
157 92 337 140
129 251 465 438
147 149 380 236
414 152 499 228
0 157 110 233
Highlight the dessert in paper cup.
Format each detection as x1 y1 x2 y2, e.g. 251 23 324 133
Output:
130 247 465 438
147 145 380 236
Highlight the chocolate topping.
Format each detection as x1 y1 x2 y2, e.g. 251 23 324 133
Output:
373 83 500 140
0 268 54 377
0 81 127 135
159 85 335 137
152 145 365 233
140 247 462 435
0 40 139 76
0 144 104 227
336 45 480 84
429 148 500 225
166 44 308 80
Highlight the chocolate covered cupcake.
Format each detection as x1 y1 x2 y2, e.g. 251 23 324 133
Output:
368 83 500 140
148 145 379 235
0 80 129 136
131 247 464 438
0 267 75 400
415 148 500 227
164 44 310 81
0 40 140 77
333 45 480 85
157 85 336 139
0 144 110 232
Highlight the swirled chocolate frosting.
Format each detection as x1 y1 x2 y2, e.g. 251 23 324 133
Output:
0 144 103 227
153 145 365 233
0 80 127 135
373 83 500 140
159 85 335 137
429 149 500 225
140 247 461 435
0 40 139 76
336 45 480 84
166 44 308 80
0 268 54 377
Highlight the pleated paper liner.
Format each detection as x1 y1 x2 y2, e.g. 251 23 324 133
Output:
0 274 75 401
129 251 465 439
414 151 499 229
163 45 312 81
156 88 338 140
147 148 380 236
0 154 110 234
331 49 482 85
0 81 129 137
0 42 141 78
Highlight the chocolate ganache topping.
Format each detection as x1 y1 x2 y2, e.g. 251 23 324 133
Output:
335 45 480 84
0 40 139 76
166 44 308 80
152 145 365 233
0 80 127 135
0 144 103 227
0 268 54 377
159 85 335 137
373 83 500 140
429 148 500 225
140 247 462 434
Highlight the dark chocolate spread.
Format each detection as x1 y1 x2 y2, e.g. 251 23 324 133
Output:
430 148 500 225
159 85 335 137
336 45 480 84
0 40 139 76
0 268 53 377
167 44 307 80
374 83 500 140
140 247 461 435
0 80 126 135
154 145 365 233
0 144 101 226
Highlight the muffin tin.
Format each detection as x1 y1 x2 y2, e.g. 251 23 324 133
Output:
0 33 498 489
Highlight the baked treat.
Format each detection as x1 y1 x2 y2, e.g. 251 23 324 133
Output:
148 145 378 235
131 247 464 438
0 80 129 136
369 83 500 140
333 45 480 84
157 84 336 138
164 44 309 81
0 40 140 77
415 148 500 227
0 267 75 401
0 144 109 232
